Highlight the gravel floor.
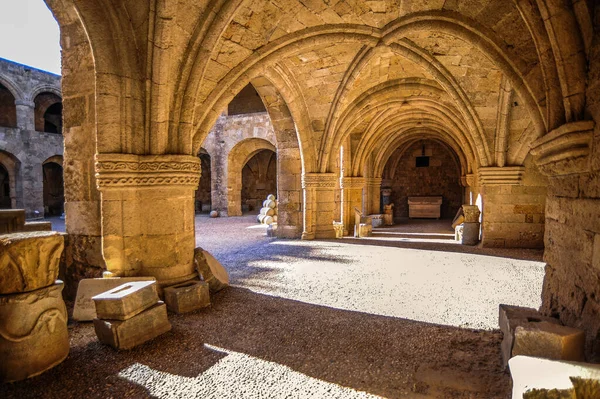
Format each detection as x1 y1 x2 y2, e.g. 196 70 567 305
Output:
3 215 546 398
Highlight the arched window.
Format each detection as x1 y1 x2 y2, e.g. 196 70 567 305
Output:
34 92 62 133
0 163 11 209
0 83 17 128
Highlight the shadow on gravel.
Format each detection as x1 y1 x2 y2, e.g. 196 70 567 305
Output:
3 287 510 399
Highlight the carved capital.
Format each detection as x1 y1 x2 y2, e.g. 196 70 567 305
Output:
478 166 525 186
302 173 337 189
530 120 595 176
340 177 365 189
461 174 476 187
95 154 200 190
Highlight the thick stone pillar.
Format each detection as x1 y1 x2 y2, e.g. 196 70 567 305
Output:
340 177 364 236
365 177 382 215
529 120 600 357
95 154 199 286
478 165 546 248
15 100 35 132
301 173 336 240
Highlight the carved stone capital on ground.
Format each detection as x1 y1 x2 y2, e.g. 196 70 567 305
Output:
530 120 595 177
301 173 337 189
478 167 525 186
340 177 365 189
462 205 481 223
95 153 201 190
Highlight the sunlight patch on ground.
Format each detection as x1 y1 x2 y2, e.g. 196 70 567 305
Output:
118 345 383 399
233 241 545 330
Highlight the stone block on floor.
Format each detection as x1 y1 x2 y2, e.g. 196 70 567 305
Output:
499 304 562 368
0 281 69 382
93 302 171 350
509 356 600 398
461 222 480 245
0 231 64 295
73 277 157 321
513 321 585 362
164 280 210 314
194 247 229 293
92 280 159 321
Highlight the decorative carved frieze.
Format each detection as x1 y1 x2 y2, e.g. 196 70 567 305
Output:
530 121 595 176
302 173 337 189
95 154 200 189
478 167 525 185
340 177 365 189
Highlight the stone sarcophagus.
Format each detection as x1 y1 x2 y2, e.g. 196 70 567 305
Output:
408 196 443 219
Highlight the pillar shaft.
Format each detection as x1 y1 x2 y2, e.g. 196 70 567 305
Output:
365 177 382 215
96 154 199 285
15 100 34 132
302 173 337 240
341 177 365 235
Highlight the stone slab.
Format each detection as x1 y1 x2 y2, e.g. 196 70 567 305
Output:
93 302 171 350
499 304 562 368
0 231 64 295
194 247 229 293
73 277 156 321
509 356 600 398
164 280 210 314
513 321 585 362
21 221 52 232
0 280 69 382
92 280 159 321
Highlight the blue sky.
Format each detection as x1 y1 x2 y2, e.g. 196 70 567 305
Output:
0 1 61 75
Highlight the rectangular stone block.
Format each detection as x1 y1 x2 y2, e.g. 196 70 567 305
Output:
499 304 561 368
513 321 585 362
92 280 158 321
164 280 210 314
73 277 156 321
93 302 171 350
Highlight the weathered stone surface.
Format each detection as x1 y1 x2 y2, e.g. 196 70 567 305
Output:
509 356 600 399
92 281 159 321
513 321 585 362
0 231 64 295
194 247 229 293
0 281 69 382
93 302 171 350
164 280 210 314
73 276 156 321
461 222 480 246
462 205 480 223
499 304 562 367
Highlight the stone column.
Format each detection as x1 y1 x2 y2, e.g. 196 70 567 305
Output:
529 120 600 355
301 173 337 240
340 177 365 236
95 154 199 286
365 177 382 215
478 166 545 248
15 100 34 132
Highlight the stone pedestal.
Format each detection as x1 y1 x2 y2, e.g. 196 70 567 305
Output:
0 281 69 382
95 154 200 286
302 173 337 240
366 178 382 215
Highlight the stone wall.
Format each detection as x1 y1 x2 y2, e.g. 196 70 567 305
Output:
0 58 63 218
385 140 462 220
201 112 276 216
541 10 600 360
